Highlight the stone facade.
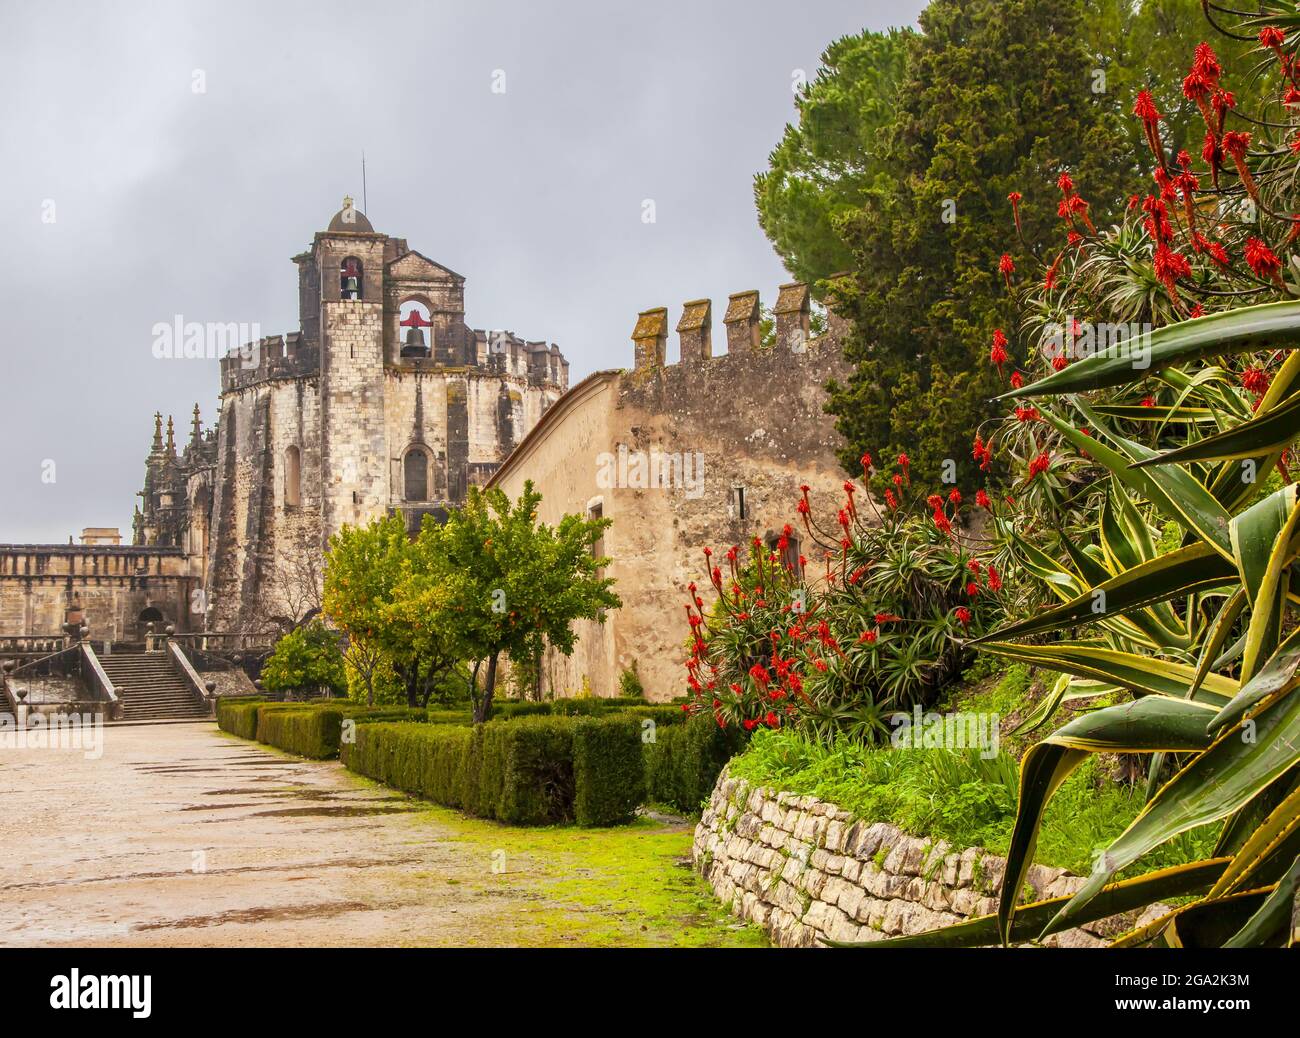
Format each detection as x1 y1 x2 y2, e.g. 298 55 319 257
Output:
489 284 851 700
138 198 569 632
694 772 1170 948
0 544 196 643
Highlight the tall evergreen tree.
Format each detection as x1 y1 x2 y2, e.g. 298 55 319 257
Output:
754 28 912 285
825 0 1133 491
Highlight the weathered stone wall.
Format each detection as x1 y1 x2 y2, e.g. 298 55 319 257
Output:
206 374 323 629
489 285 853 701
0 546 196 641
694 772 1168 948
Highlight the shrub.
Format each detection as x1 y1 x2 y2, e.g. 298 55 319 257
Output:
250 703 427 759
618 662 644 698
491 700 553 720
215 697 265 739
683 495 1011 745
644 713 747 815
489 717 576 824
572 715 644 826
342 715 647 826
261 621 347 697
255 706 346 759
342 722 473 807
616 704 689 730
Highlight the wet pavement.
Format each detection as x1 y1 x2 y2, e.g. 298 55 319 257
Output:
0 722 660 946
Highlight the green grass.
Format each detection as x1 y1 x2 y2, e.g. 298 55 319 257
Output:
727 727 1218 879
341 772 766 947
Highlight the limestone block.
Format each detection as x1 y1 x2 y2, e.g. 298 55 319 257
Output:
884 835 930 877
1045 928 1107 949
1025 863 1067 901
802 899 833 932
825 914 863 945
1045 875 1087 900
977 855 1006 895
957 847 983 887
920 880 953 914
836 884 866 920
802 868 829 900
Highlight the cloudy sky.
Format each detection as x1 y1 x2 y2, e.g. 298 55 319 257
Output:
0 0 924 543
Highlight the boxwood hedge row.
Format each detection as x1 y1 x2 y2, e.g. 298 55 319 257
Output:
342 714 644 826
218 696 744 824
643 713 748 815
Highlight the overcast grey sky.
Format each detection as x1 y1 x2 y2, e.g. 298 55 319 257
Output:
0 0 924 543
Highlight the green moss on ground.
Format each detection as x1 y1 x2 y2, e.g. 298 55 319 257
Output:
343 771 766 948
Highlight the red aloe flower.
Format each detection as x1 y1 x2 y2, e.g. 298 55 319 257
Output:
1007 190 1023 234
1245 236 1283 284
1260 26 1286 49
1222 130 1258 199
990 328 1009 375
999 252 1015 288
975 488 991 510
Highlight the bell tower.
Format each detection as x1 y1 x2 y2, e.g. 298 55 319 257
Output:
315 196 389 545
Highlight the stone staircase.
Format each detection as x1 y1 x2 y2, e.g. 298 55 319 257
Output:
96 651 210 721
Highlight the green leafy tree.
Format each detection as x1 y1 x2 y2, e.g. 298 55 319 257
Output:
323 514 458 708
261 621 347 697
323 514 408 706
405 481 620 724
754 28 912 285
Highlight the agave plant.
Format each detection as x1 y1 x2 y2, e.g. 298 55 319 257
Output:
850 302 1300 948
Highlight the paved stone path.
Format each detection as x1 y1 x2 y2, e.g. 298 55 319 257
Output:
0 722 754 947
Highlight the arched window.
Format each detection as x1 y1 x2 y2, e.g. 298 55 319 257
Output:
341 257 362 300
284 445 301 508
403 448 429 502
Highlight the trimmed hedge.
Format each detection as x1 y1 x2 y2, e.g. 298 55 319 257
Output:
644 713 748 814
341 722 473 806
343 714 645 826
224 694 743 823
215 697 268 740
249 703 427 759
572 715 644 826
490 696 651 721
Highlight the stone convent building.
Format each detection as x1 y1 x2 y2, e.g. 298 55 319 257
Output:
133 199 569 631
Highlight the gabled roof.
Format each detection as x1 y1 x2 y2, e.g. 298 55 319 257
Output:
386 249 466 283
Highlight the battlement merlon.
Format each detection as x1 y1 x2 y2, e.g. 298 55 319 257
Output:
219 332 320 393
631 280 848 373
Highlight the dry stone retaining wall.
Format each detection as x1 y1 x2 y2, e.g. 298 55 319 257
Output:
693 772 1167 948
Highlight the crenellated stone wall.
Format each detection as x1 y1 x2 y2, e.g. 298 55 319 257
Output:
488 282 854 700
693 772 1169 948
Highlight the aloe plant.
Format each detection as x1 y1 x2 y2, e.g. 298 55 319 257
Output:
845 301 1300 948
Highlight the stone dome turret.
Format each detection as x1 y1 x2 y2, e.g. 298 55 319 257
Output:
327 196 374 233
